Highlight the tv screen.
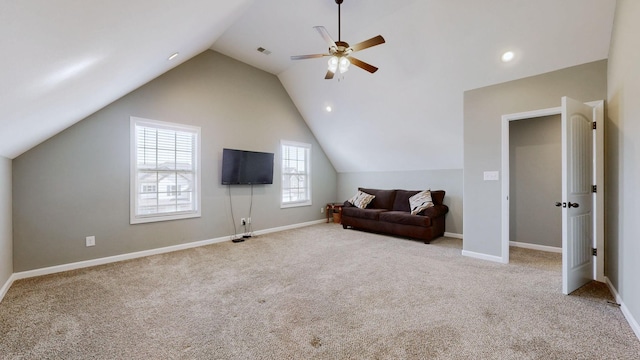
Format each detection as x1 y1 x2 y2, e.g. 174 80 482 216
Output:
221 148 274 185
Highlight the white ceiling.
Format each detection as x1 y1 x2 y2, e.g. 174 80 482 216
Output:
1 0 616 173
0 0 253 159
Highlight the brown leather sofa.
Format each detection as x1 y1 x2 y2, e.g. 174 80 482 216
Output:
341 188 449 243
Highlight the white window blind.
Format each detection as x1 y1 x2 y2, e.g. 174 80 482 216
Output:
130 117 201 224
281 141 311 207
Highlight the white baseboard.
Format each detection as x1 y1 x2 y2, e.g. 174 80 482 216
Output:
12 237 229 281
0 274 16 304
444 232 463 239
252 219 325 237
462 250 507 264
605 277 640 341
510 241 562 253
10 219 326 285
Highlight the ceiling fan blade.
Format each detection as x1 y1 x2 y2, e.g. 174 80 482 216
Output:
350 35 386 52
349 56 379 74
314 26 338 50
291 54 329 60
325 70 335 80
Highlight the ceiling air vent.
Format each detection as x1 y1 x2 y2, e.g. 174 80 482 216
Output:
257 47 272 55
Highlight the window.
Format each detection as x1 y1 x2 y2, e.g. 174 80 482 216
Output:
281 140 311 208
142 184 157 193
130 117 201 224
140 184 158 200
166 184 181 197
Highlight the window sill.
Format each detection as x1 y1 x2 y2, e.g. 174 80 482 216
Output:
130 211 201 225
281 201 312 209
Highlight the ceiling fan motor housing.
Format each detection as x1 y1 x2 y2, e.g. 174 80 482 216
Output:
330 41 352 56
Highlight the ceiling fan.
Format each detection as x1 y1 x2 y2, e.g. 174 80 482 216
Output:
291 0 386 79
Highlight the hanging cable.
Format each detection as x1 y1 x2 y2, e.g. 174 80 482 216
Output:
228 184 242 242
247 184 254 236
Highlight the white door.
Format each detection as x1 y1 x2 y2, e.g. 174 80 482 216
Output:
561 96 594 294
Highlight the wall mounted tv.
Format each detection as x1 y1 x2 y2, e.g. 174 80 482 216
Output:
221 148 274 185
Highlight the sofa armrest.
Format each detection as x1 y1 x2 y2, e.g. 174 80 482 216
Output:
343 201 355 208
420 204 449 218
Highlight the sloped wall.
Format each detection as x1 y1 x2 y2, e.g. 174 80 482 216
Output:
12 51 337 272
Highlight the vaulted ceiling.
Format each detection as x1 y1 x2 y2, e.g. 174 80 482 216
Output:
0 0 616 172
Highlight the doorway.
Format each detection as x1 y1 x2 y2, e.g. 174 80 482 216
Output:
500 100 605 290
509 115 562 253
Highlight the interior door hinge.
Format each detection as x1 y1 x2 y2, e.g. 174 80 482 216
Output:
592 185 597 193
593 121 597 130
592 248 597 256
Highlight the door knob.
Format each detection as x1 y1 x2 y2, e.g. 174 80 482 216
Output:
555 202 563 207
568 202 580 208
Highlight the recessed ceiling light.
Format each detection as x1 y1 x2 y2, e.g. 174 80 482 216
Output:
168 52 179 61
501 51 515 62
326 106 332 112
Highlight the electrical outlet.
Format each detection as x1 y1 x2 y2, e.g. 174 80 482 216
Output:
86 236 96 247
247 217 251 224
241 218 246 226
321 207 325 214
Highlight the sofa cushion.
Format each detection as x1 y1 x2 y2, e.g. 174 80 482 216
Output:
430 190 445 205
379 211 432 227
342 207 387 220
359 188 396 210
409 190 434 215
348 190 375 209
392 190 420 212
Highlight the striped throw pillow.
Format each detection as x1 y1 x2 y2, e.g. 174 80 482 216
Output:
409 190 434 215
349 191 375 209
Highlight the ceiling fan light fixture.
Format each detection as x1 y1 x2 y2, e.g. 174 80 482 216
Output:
328 56 350 74
328 56 339 72
339 57 350 73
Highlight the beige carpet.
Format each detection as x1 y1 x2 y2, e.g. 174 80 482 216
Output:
1 224 639 359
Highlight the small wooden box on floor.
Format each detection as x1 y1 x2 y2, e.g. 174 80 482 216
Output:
326 203 344 223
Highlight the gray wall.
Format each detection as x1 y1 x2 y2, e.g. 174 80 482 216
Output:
0 156 11 287
463 60 607 257
12 50 337 272
509 115 561 248
607 0 640 333
337 169 463 235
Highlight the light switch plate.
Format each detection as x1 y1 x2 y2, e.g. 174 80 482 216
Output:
484 171 500 181
86 236 96 247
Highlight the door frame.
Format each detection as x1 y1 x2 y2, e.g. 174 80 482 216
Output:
500 100 604 282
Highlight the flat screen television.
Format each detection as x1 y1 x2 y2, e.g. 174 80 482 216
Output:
221 148 274 185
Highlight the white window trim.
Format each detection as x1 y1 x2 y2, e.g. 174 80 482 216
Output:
280 140 312 208
130 116 201 224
